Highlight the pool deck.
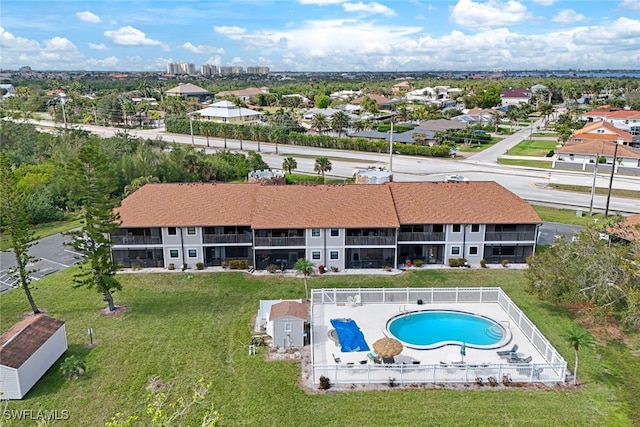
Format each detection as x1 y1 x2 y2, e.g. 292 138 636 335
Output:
312 302 544 368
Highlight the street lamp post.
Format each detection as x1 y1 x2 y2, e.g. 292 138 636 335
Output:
188 113 194 146
238 105 243 150
604 138 622 217
588 152 599 216
388 119 394 172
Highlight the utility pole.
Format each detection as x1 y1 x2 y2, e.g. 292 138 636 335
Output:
604 139 622 217
188 113 194 146
388 119 394 172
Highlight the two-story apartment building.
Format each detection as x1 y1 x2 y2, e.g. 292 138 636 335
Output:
111 182 541 270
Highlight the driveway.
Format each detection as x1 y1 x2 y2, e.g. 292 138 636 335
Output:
537 222 583 246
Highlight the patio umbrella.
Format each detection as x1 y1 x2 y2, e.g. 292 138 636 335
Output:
372 337 403 358
460 342 466 362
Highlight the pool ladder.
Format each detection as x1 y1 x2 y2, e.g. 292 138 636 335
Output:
485 324 504 340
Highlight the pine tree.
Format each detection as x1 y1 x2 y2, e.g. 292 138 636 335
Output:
66 142 122 311
0 152 40 314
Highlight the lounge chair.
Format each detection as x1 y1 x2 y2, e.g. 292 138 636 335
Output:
508 355 532 364
496 344 518 357
382 356 395 364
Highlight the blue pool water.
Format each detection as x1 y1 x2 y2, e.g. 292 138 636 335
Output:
387 310 508 349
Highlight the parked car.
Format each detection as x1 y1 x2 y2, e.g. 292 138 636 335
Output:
444 174 469 183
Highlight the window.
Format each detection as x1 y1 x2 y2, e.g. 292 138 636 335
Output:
312 229 320 237
451 246 460 255
169 249 179 258
471 224 480 233
168 227 177 235
186 227 196 235
330 228 339 237
330 251 339 260
469 246 478 255
452 224 461 233
188 249 197 258
433 224 444 233
312 251 321 260
284 322 292 333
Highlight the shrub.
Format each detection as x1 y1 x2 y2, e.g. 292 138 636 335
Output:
196 262 204 270
487 376 498 387
384 265 392 272
318 264 326 274
319 376 331 390
266 264 278 273
60 355 85 380
480 259 487 268
330 266 339 273
413 259 424 268
229 259 250 270
475 377 484 386
168 263 175 270
502 374 512 386
388 377 397 388
501 259 509 268
181 263 188 271
448 258 467 267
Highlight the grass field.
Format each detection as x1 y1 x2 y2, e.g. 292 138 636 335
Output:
506 140 557 156
497 158 553 169
1 268 638 426
0 216 83 252
532 205 606 226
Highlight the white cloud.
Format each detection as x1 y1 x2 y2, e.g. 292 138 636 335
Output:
86 56 120 68
104 26 162 46
552 9 587 24
213 25 246 36
43 37 77 51
75 11 101 23
342 2 397 16
88 43 107 50
531 0 556 5
618 0 640 10
182 42 225 55
450 0 532 28
0 27 40 51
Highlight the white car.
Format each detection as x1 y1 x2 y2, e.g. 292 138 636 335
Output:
444 174 469 183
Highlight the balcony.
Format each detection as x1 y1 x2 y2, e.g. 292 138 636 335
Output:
203 233 252 244
254 236 305 247
398 232 445 242
111 235 162 245
345 236 395 246
485 232 537 242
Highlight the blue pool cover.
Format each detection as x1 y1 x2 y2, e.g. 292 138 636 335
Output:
330 318 370 352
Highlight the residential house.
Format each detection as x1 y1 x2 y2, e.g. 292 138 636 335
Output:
350 94 394 110
580 109 640 139
111 181 541 271
391 81 413 95
193 100 262 124
0 315 67 399
566 121 634 146
554 140 640 176
500 88 531 106
415 119 467 132
216 87 269 103
165 83 211 101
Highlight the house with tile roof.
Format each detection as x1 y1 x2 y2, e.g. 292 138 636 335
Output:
567 121 634 146
580 108 640 139
111 182 541 271
0 315 67 399
554 139 640 175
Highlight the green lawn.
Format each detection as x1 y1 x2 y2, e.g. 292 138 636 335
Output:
506 140 557 156
497 158 553 168
532 205 606 226
1 268 637 426
0 216 83 252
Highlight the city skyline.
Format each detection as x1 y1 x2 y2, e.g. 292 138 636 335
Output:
2 0 640 72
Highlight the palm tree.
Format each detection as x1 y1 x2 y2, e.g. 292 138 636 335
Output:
200 121 213 147
314 157 332 183
282 157 297 174
312 113 329 135
294 258 314 300
537 103 554 129
331 111 350 138
565 328 595 385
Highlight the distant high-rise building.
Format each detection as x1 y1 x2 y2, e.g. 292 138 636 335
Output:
200 64 216 76
246 66 270 75
218 66 244 76
166 62 196 75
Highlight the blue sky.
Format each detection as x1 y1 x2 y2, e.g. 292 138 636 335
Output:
2 0 640 72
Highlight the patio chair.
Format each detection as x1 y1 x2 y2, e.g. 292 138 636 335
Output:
382 356 395 364
508 355 532 364
496 344 518 357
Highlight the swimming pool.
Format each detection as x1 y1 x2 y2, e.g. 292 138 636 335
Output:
386 310 511 350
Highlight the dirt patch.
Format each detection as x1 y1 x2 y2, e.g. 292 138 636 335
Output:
22 308 48 318
99 305 127 316
568 304 626 342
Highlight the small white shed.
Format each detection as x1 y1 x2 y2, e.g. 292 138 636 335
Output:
268 301 308 347
0 314 67 399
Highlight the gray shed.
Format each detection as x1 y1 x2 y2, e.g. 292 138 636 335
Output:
267 301 308 347
0 315 67 399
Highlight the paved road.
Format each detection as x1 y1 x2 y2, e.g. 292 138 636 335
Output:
0 233 82 293
537 222 583 246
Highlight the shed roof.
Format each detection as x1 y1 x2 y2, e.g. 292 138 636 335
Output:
269 301 308 321
0 315 65 369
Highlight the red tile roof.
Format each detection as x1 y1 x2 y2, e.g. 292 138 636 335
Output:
388 181 541 224
570 121 633 143
557 140 640 158
116 182 541 228
609 213 640 242
0 315 65 369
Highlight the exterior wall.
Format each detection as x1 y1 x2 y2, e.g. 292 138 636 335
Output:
272 317 304 347
0 366 20 399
